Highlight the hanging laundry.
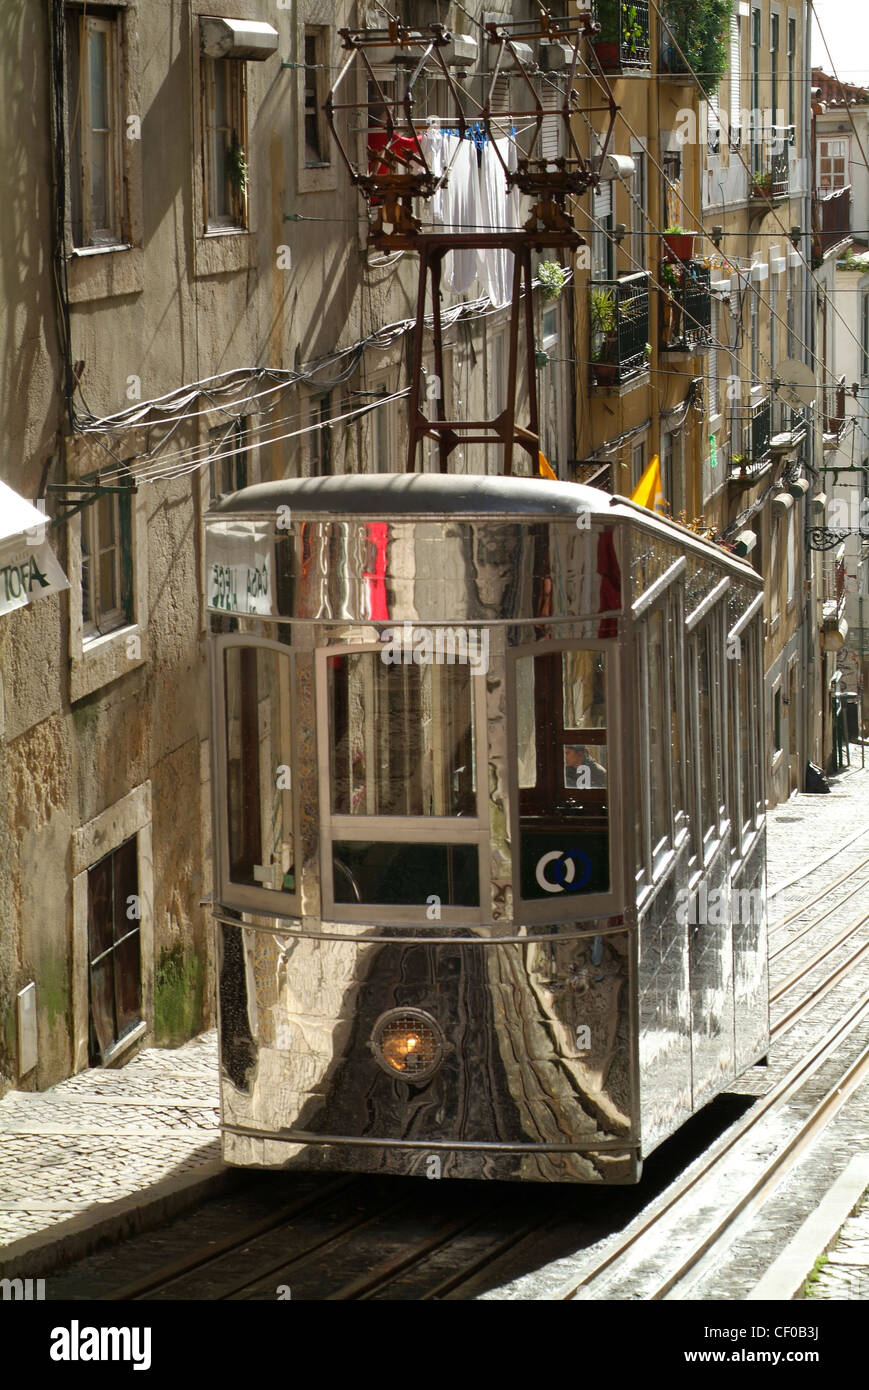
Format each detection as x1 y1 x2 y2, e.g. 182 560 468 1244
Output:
479 138 522 307
442 136 484 294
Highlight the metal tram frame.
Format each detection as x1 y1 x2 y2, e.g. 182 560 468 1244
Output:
205 473 768 1184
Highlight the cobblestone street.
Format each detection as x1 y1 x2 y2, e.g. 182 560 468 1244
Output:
1 753 868 1299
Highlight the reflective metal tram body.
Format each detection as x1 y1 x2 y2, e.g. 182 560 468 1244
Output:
205 474 768 1184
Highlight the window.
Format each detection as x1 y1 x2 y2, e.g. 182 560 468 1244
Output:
630 149 647 269
862 294 869 380
750 288 759 382
223 644 295 900
308 393 332 476
750 9 761 170
323 650 482 911
770 12 779 125
631 441 646 492
209 420 248 500
818 138 849 192
786 262 796 359
729 14 742 149
81 486 132 639
591 183 613 281
87 837 142 1064
66 7 125 248
303 28 329 167
202 56 247 229
773 685 782 754
709 299 720 420
788 660 798 757
787 510 796 608
662 151 682 229
787 17 796 133
515 648 610 901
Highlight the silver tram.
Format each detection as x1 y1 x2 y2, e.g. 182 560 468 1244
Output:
205 473 768 1184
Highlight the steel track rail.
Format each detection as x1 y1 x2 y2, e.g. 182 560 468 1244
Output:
555 990 869 1300
769 869 869 955
767 826 869 907
770 909 869 1003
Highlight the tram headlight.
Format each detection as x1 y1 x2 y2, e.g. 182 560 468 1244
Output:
371 1009 444 1083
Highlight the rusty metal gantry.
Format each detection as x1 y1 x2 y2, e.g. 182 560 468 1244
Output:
325 9 619 475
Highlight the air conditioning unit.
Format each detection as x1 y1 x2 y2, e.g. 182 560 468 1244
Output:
538 40 575 71
443 34 478 67
591 152 636 181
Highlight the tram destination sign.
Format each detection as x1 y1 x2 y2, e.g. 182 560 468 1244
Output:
206 520 275 617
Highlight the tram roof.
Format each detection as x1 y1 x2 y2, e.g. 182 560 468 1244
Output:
207 473 758 578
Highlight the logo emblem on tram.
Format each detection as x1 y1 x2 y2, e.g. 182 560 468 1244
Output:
535 849 593 893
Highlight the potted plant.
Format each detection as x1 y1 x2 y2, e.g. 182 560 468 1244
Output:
660 0 731 92
537 260 567 300
750 170 772 199
591 0 620 69
589 284 619 384
662 225 696 261
660 261 683 345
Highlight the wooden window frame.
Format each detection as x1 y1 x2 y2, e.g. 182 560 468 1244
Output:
66 6 126 250
303 26 330 169
81 485 133 642
201 54 248 232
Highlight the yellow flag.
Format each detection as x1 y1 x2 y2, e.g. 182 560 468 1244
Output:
538 451 557 481
630 454 667 515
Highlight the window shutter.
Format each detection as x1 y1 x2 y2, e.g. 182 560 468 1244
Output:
729 16 741 147
707 94 721 155
593 183 612 221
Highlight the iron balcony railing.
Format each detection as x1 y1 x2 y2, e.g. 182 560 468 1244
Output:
590 272 650 387
729 396 772 477
814 186 852 257
822 544 847 617
591 0 651 71
750 129 793 200
660 262 711 351
824 374 847 437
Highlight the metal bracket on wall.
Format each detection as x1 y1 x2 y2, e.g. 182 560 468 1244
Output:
45 481 136 529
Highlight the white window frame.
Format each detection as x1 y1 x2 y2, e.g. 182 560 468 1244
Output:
212 635 301 919
316 640 491 926
508 637 622 923
817 138 850 192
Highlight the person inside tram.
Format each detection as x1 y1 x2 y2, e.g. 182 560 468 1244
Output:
564 743 606 789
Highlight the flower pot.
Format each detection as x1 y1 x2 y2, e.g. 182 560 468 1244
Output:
592 360 619 386
591 40 620 70
662 232 696 262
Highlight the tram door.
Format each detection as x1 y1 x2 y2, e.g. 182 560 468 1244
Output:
515 647 610 900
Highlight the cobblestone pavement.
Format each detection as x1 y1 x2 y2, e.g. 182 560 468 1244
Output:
0 1032 219 1246
0 752 868 1292
805 1192 869 1300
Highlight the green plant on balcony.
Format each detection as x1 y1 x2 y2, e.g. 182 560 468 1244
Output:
750 169 772 198
592 1 646 65
589 285 619 382
537 260 567 300
662 0 732 92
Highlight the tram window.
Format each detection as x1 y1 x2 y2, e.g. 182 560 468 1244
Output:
332 841 479 907
515 648 610 900
669 604 685 834
739 641 752 836
328 654 475 818
224 646 295 895
647 607 670 858
696 625 721 844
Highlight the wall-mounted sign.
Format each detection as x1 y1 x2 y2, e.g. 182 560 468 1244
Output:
0 483 70 618
205 520 275 616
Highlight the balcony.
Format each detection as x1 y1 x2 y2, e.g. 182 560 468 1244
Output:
813 186 852 260
749 131 793 205
729 397 772 480
823 374 847 446
590 0 651 72
589 273 650 389
771 401 810 455
822 544 848 628
659 262 711 353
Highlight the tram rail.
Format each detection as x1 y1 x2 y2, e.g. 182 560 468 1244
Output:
47 816 869 1301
